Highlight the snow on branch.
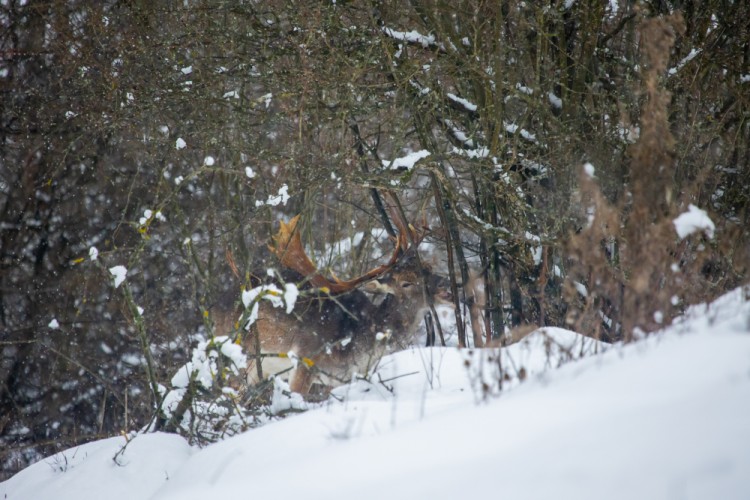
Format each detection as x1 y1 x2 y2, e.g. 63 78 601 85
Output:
109 265 127 288
409 79 431 95
673 204 715 240
451 145 490 159
255 184 290 207
504 121 539 144
668 49 701 76
382 27 436 48
447 93 477 112
382 150 431 170
443 119 475 149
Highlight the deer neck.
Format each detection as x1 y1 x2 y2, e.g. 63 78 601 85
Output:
372 294 422 340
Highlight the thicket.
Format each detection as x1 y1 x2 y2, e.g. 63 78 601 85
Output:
1 0 748 478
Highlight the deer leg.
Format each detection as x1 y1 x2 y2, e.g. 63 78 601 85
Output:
289 364 315 394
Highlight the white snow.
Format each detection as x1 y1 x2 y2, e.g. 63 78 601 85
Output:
175 138 186 150
244 166 256 179
382 149 431 170
217 338 246 373
617 124 640 143
584 162 596 177
108 265 127 288
443 119 474 147
283 283 299 314
138 209 166 226
504 121 538 143
260 92 272 109
240 281 298 329
203 156 215 166
673 204 715 239
515 82 534 95
548 91 563 109
446 93 477 112
382 27 435 48
255 184 290 207
2 433 191 500
138 209 152 226
89 246 99 260
525 231 542 266
669 49 701 76
608 0 619 16
3 287 750 500
519 128 537 143
409 80 431 95
48 318 60 329
269 377 308 414
160 336 249 436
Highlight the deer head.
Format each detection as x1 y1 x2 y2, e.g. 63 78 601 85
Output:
235 196 450 395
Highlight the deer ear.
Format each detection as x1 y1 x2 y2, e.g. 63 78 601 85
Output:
363 280 396 295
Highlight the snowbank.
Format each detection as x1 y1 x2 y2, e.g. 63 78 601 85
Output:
2 288 749 500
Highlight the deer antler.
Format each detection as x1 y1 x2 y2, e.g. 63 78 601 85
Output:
271 194 424 294
270 215 331 289
381 190 423 251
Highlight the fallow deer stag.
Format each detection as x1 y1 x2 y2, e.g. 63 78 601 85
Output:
236 204 450 395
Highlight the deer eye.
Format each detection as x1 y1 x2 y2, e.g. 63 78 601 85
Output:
400 281 415 288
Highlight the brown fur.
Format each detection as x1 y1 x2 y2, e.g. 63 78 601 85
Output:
217 253 450 394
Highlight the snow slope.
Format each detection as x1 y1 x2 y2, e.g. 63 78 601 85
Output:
2 287 749 500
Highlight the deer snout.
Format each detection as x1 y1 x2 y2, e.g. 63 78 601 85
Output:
362 279 395 295
434 286 454 305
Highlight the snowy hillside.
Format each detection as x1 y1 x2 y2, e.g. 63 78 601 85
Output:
2 287 749 500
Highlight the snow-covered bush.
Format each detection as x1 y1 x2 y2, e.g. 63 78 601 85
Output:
155 336 251 444
151 276 305 444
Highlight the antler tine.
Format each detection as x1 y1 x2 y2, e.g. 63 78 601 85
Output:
270 215 331 290
270 196 423 295
382 190 425 250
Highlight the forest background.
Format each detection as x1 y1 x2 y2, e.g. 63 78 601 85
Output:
1 0 748 479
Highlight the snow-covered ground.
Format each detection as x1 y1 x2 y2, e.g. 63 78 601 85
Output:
3 287 749 500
